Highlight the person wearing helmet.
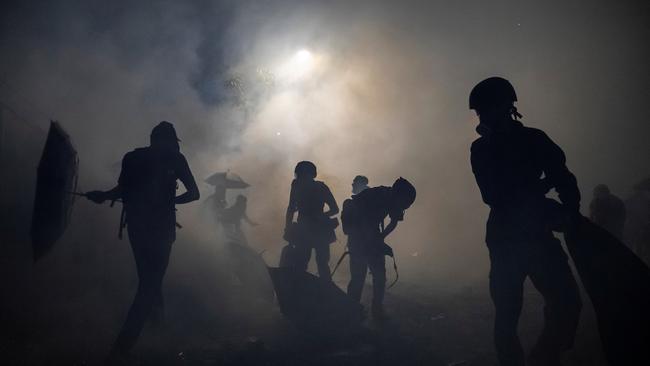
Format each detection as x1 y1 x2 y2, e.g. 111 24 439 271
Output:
86 121 200 359
589 184 626 240
342 177 416 321
469 77 582 366
285 161 339 281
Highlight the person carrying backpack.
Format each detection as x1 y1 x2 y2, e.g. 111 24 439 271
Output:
342 177 416 321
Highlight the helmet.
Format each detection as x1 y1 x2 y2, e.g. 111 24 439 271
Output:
294 161 317 179
151 121 180 142
469 77 517 111
392 177 416 209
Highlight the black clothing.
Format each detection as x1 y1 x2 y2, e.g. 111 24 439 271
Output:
471 121 580 246
471 120 581 366
489 237 581 366
344 186 400 309
286 179 338 281
590 193 626 240
112 147 194 353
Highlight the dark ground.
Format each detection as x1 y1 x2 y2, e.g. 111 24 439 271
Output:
0 232 607 366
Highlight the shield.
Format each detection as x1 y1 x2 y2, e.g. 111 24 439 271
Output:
226 241 275 302
30 121 79 261
267 266 364 334
205 171 250 189
564 216 650 365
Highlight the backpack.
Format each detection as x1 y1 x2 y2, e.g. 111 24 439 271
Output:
119 147 177 211
341 197 359 235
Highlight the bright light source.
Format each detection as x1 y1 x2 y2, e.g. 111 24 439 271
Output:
274 48 320 82
294 49 312 63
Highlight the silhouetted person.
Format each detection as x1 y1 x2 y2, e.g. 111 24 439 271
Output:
284 161 339 281
86 121 199 358
342 177 416 321
351 175 369 195
625 187 650 264
221 194 258 243
469 77 582 366
590 184 626 240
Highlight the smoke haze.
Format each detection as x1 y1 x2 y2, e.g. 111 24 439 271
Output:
0 0 648 363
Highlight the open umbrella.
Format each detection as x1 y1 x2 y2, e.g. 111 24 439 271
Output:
30 121 79 261
564 216 650 365
205 171 250 189
267 266 364 335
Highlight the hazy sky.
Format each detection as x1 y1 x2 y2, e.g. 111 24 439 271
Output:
1 0 649 279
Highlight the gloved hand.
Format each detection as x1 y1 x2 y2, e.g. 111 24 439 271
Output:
86 190 107 204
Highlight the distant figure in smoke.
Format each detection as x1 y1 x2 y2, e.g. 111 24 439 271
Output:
284 161 339 282
469 77 582 366
589 184 626 240
625 183 650 264
86 121 200 358
342 177 416 321
221 194 258 244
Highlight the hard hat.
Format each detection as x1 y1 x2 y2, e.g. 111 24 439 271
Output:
469 77 517 111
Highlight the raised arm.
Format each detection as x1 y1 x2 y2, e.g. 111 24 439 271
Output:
322 185 339 217
174 154 200 205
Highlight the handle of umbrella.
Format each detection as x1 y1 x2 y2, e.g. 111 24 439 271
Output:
68 191 123 204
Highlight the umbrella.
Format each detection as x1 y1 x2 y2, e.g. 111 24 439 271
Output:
205 171 250 189
30 121 79 261
226 241 275 302
267 266 364 335
564 216 650 365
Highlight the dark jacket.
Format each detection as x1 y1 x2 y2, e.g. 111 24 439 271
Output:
119 147 192 227
471 120 580 244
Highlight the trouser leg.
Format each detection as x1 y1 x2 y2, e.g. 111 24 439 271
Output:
367 253 386 310
528 241 582 361
347 251 368 303
293 244 312 272
314 243 331 281
113 233 172 353
489 247 526 366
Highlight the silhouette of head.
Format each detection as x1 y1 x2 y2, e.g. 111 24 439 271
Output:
391 177 416 211
150 121 180 150
294 161 317 180
469 77 520 126
352 175 369 194
594 184 610 198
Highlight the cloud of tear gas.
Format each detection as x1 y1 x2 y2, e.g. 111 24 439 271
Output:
1 0 649 286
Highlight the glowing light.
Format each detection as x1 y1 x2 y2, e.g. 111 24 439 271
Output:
294 49 312 63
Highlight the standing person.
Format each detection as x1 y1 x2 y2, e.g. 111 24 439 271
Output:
221 194 258 244
342 177 416 321
469 77 582 366
589 184 626 240
86 121 200 359
625 184 650 264
284 161 339 282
